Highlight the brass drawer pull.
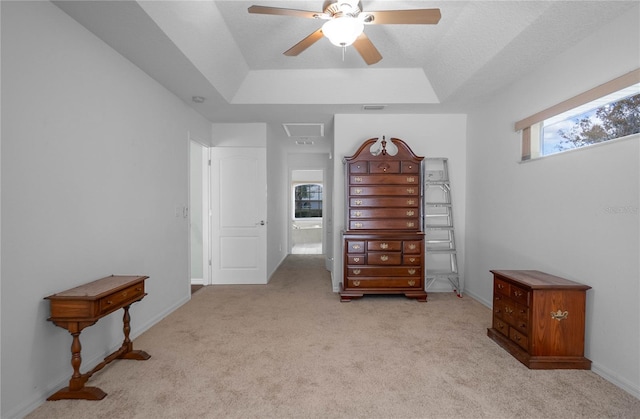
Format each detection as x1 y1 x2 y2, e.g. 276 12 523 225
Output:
354 200 362 206
406 221 415 228
407 176 415 183
354 211 362 217
408 258 416 263
551 310 569 321
407 199 415 205
353 269 361 275
380 255 389 261
355 188 362 194
354 176 363 183
380 243 389 249
354 222 363 228
353 280 361 287
353 257 360 262
352 244 361 250
513 290 523 297
406 210 415 216
408 280 416 286
408 244 416 250
408 269 416 275
406 188 415 194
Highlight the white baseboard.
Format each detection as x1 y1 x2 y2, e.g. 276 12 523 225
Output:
190 277 205 285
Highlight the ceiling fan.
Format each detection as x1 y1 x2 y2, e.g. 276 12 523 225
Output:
248 1 441 65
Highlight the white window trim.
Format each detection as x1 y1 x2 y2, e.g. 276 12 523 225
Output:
515 68 640 161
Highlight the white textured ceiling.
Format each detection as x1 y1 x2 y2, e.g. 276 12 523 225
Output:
54 0 639 137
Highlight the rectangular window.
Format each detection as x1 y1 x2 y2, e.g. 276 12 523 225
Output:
516 69 640 160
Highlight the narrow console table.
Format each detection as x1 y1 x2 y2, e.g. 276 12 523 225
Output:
45 275 150 400
487 270 591 369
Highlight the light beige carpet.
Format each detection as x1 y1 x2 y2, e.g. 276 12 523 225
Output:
28 255 640 418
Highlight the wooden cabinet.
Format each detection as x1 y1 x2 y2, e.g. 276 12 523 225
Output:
340 137 426 302
487 270 591 369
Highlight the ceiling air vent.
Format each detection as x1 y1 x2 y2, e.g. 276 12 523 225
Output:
283 123 324 138
295 140 315 145
362 105 387 111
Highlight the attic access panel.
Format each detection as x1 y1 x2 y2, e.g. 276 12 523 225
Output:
282 123 324 138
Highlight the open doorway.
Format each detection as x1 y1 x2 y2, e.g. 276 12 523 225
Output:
291 169 323 254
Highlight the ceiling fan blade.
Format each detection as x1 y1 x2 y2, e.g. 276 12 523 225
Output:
363 9 441 25
352 33 382 65
248 5 325 20
284 28 324 56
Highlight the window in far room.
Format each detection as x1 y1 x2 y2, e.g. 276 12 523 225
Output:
516 69 640 160
293 183 323 219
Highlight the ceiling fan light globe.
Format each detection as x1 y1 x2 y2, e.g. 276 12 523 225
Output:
322 17 364 47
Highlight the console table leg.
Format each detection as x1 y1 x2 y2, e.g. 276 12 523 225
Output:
47 325 107 401
118 305 150 360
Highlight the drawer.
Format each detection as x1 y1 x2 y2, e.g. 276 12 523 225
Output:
350 186 419 196
98 283 144 315
350 174 419 185
347 266 421 277
493 316 509 337
347 255 365 265
494 278 510 297
350 208 419 219
367 253 402 265
350 197 420 208
510 284 530 306
403 241 422 254
346 277 422 289
349 161 368 173
403 255 421 265
513 302 529 334
402 161 420 173
493 295 505 320
367 241 402 251
346 241 365 253
509 328 529 350
369 161 400 174
350 219 419 230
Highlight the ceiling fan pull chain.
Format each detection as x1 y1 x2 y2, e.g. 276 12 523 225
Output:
342 45 346 61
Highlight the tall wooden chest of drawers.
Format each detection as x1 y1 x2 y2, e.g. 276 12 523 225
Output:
487 270 592 369
340 137 427 302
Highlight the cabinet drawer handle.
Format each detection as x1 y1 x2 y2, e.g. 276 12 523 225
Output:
354 176 363 183
354 200 362 206
380 243 389 249
406 188 416 194
407 199 415 205
406 221 415 228
408 258 416 263
353 280 361 287
504 307 513 314
406 210 415 216
106 300 113 305
353 269 361 275
135 287 142 292
354 222 363 228
497 283 505 290
408 244 416 250
408 280 416 286
380 255 389 261
406 176 415 183
355 188 362 194
353 257 360 262
513 290 523 297
352 244 361 250
408 269 416 275
551 310 569 321
354 211 362 217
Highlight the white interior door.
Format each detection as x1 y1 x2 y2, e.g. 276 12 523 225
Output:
210 147 267 284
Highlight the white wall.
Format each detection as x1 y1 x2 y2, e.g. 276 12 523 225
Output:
266 124 289 278
190 141 204 282
0 2 212 417
464 7 640 397
332 114 467 292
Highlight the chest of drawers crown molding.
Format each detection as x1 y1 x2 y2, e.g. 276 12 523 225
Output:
340 137 427 302
487 270 592 369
